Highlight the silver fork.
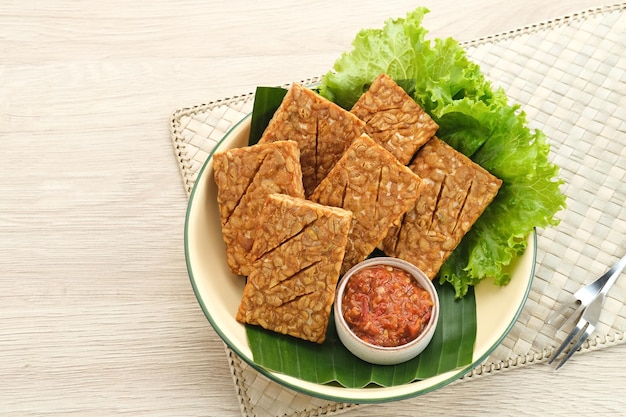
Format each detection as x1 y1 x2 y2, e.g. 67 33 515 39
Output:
548 252 626 369
547 252 626 329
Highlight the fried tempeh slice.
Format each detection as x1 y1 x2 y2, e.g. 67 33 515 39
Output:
259 83 366 196
310 134 422 275
236 193 352 344
213 141 305 276
350 74 439 165
381 137 503 279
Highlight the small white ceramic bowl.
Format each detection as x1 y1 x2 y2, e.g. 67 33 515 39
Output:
334 257 439 365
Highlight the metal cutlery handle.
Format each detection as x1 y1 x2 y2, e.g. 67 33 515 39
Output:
597 252 626 296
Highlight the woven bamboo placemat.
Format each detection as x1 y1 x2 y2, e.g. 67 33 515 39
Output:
171 4 626 416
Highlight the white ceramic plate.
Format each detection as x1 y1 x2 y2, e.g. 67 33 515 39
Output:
184 114 537 403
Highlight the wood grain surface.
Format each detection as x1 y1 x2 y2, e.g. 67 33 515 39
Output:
1 1 624 415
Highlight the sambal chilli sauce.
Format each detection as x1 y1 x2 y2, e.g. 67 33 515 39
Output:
341 264 434 347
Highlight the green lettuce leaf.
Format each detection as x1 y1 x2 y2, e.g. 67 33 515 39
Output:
319 7 565 297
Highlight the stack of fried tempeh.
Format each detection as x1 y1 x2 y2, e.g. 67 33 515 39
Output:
213 74 502 343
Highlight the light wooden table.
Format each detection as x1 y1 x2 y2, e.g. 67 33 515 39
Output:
2 1 625 415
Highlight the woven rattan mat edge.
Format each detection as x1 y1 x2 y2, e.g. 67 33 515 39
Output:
170 3 626 416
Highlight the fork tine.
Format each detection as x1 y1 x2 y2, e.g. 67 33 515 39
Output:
547 300 578 325
554 323 594 370
548 317 586 365
559 302 585 330
549 301 583 329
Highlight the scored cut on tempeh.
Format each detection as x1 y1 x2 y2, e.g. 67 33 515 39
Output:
350 74 439 165
310 134 422 275
259 83 366 196
213 140 305 276
381 137 503 279
236 193 352 344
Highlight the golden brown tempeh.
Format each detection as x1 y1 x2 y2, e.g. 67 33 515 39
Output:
259 83 366 196
213 141 305 276
236 194 352 343
381 137 503 279
310 134 422 275
350 74 439 164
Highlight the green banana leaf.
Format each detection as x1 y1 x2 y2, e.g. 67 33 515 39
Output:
247 281 476 388
244 87 477 388
248 86 288 145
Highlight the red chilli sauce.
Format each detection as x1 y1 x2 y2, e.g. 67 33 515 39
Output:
341 264 434 347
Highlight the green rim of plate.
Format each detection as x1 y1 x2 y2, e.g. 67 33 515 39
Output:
184 113 537 403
